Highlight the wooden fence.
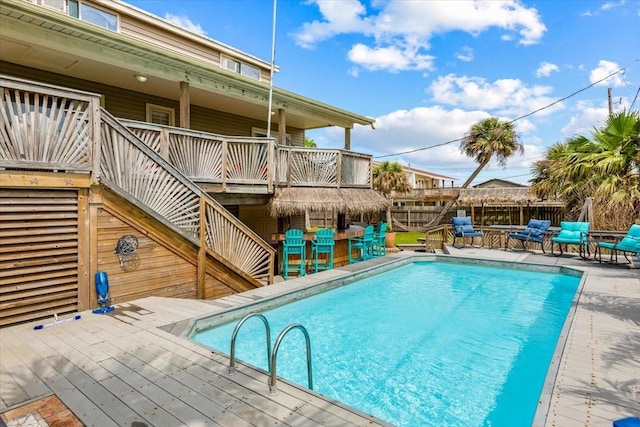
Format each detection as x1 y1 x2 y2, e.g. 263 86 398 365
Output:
391 204 565 230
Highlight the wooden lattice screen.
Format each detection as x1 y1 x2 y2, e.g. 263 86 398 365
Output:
0 189 79 327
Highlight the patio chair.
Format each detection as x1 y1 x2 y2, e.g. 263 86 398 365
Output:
282 228 307 279
372 221 388 257
595 224 640 264
310 228 335 273
452 217 483 248
348 225 374 263
506 219 551 253
551 221 590 258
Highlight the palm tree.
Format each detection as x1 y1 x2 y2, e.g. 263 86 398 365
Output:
372 161 411 227
428 117 523 227
531 110 639 229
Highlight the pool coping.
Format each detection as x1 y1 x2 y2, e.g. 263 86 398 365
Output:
164 252 587 426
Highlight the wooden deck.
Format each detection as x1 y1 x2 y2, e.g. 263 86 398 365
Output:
2 250 638 426
0 294 392 426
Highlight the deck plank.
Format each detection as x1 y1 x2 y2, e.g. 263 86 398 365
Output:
0 328 51 408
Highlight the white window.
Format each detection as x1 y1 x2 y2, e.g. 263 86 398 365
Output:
146 104 175 126
39 0 66 12
79 3 118 31
221 57 240 73
38 0 119 31
221 56 261 81
240 63 260 80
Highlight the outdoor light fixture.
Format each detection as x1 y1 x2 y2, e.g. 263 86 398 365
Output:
135 74 148 82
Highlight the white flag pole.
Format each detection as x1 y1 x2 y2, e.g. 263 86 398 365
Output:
266 0 277 138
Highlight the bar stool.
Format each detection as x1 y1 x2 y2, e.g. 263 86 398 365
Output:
310 228 335 273
281 228 306 279
372 221 388 257
348 225 374 263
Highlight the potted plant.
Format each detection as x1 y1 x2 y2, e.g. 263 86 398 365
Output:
372 161 411 248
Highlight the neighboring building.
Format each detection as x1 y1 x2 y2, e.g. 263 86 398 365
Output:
0 0 388 327
473 179 527 189
391 164 456 207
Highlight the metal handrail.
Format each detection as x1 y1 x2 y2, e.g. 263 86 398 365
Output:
228 313 272 375
269 323 313 395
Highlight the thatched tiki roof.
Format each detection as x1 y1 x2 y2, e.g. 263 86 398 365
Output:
457 187 539 204
268 187 390 217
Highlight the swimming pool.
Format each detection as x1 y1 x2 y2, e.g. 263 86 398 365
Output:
192 260 582 426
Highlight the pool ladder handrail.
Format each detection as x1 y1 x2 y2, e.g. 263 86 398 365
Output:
269 323 313 395
227 314 313 395
228 313 271 375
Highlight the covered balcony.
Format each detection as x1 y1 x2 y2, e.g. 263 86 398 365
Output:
122 121 373 195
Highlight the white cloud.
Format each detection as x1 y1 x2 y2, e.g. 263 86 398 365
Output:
589 60 625 86
535 62 559 78
292 0 371 49
347 44 436 72
164 14 206 36
428 74 563 118
293 0 546 73
455 47 474 62
581 0 626 16
561 101 609 136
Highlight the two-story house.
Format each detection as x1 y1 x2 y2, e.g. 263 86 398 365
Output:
0 0 388 327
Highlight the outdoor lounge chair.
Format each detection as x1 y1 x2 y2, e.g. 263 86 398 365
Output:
452 216 483 248
551 221 590 258
595 224 640 264
506 219 551 253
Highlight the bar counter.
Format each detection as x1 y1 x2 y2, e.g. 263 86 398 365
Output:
270 226 365 274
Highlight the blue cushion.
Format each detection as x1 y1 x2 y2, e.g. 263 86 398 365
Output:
452 217 472 227
553 221 589 244
613 417 640 427
616 236 640 252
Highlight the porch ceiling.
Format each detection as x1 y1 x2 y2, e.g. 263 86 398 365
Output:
0 0 374 131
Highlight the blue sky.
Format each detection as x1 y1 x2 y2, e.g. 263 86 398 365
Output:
128 0 640 185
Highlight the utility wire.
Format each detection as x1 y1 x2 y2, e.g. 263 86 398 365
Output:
374 67 627 159
629 85 640 111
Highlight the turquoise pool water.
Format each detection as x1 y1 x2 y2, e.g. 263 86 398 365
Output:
193 261 581 426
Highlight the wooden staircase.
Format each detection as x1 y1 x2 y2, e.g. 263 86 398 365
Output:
0 75 275 327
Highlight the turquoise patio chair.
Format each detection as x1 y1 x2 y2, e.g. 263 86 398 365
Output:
310 228 335 273
506 219 551 253
595 224 640 264
348 225 374 263
452 216 483 248
372 222 388 257
281 228 306 279
551 221 590 258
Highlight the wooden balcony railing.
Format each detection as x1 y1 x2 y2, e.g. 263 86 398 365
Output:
276 146 371 188
122 120 373 190
1 75 275 285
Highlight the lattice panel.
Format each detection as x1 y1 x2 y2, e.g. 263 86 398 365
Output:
169 134 223 181
204 202 273 283
226 141 269 182
128 127 162 153
100 122 200 236
289 150 337 185
341 154 371 186
0 87 92 169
